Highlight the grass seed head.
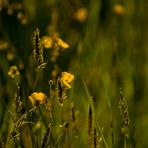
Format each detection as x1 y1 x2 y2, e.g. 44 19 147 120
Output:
119 89 130 138
33 28 46 69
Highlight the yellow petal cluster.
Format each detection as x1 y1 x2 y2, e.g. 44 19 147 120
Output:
8 65 20 78
41 36 53 48
28 92 47 106
57 38 69 49
60 72 75 89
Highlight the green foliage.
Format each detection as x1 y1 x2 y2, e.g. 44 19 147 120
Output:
0 0 147 147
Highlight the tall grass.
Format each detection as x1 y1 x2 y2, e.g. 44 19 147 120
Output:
0 0 148 147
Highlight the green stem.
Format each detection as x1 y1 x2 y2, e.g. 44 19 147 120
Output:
83 81 91 101
33 69 40 91
96 122 109 148
83 81 108 148
107 98 114 148
124 137 127 148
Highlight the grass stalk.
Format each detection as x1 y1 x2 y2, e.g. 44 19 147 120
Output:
124 137 127 148
107 97 114 148
96 122 109 148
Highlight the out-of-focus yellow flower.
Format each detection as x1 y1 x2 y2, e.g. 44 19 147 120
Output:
113 4 125 16
60 72 75 89
17 12 24 20
21 17 28 25
57 38 69 49
41 36 53 48
7 7 14 15
28 92 47 106
7 51 15 61
0 40 9 50
52 32 69 49
74 7 88 23
8 65 20 78
41 35 69 49
19 62 24 70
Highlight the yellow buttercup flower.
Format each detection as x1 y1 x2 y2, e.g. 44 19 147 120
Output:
8 65 20 78
73 7 88 23
28 92 47 106
60 72 75 89
41 36 53 48
41 33 69 49
57 38 69 49
113 4 125 16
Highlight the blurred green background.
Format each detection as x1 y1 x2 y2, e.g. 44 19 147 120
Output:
0 0 148 147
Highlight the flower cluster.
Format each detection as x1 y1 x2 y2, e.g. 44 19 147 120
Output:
41 33 69 63
41 34 69 49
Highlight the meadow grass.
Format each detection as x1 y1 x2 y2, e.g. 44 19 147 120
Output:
0 0 148 148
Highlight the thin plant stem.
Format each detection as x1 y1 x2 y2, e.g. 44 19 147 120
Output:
124 137 127 148
96 122 109 148
33 69 40 91
107 97 114 148
83 81 109 148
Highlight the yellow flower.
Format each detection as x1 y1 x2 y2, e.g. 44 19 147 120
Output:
28 92 47 106
57 38 69 49
60 72 75 89
41 34 69 49
8 66 20 78
0 40 9 50
7 51 15 61
73 7 88 23
41 36 53 48
113 4 125 16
